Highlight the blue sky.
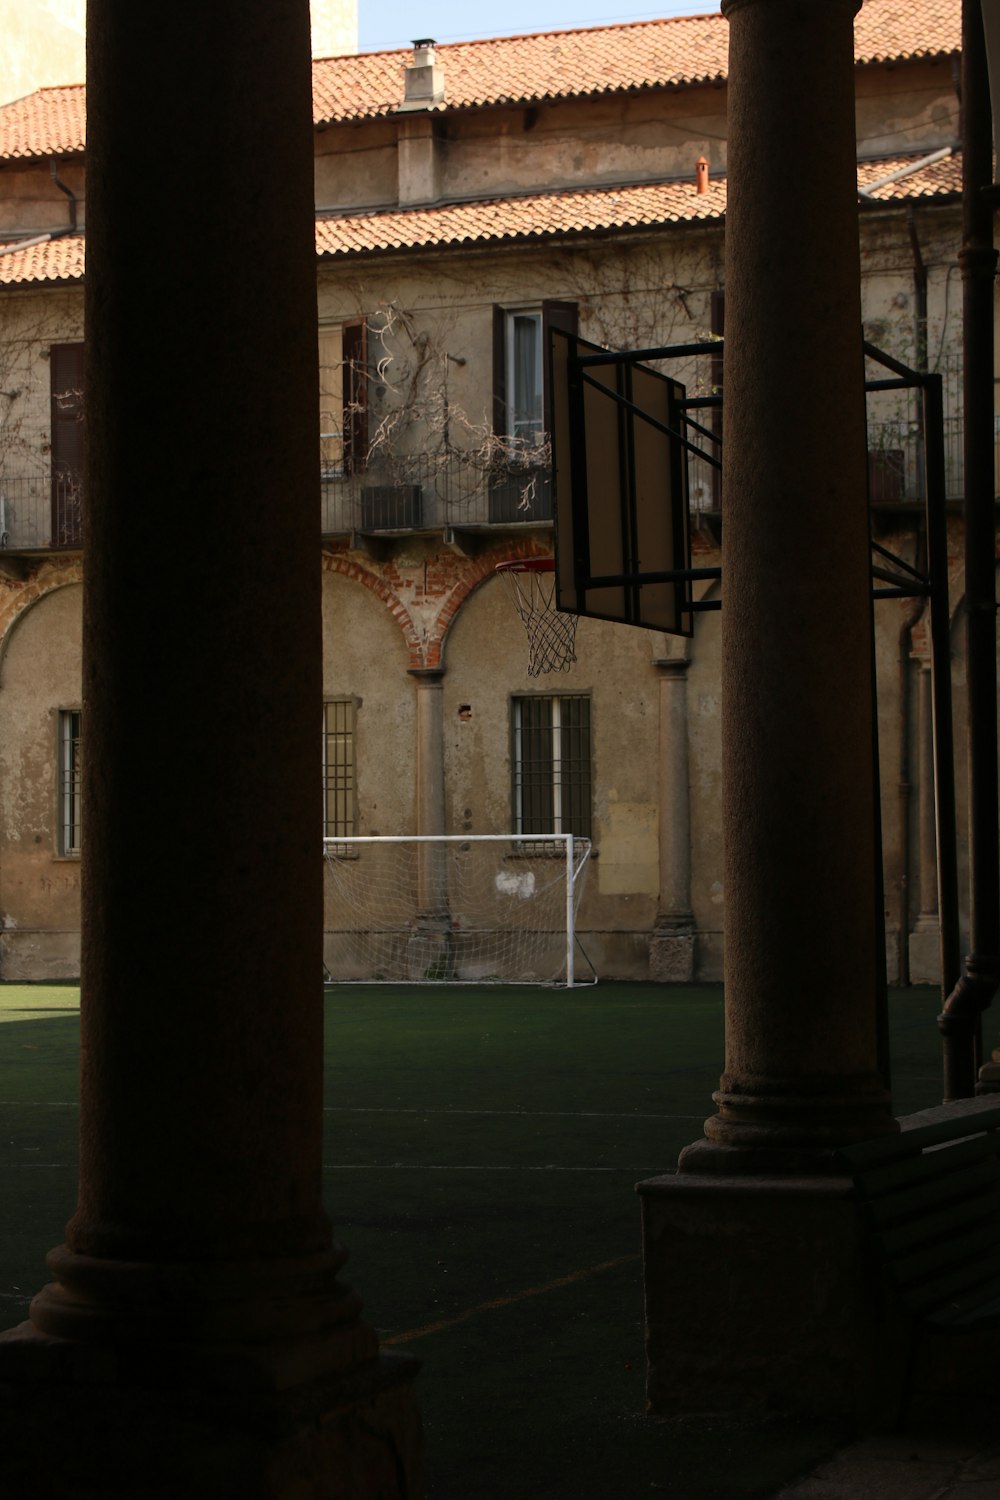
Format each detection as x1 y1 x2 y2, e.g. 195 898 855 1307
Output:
357 0 717 53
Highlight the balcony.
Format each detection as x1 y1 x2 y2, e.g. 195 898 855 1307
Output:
321 449 553 537
686 415 1000 516
0 471 83 553
2 418 997 554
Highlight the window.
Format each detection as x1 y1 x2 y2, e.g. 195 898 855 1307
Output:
318 320 367 477
323 700 355 839
50 343 85 547
492 300 578 452
58 709 82 855
512 694 592 838
506 311 543 447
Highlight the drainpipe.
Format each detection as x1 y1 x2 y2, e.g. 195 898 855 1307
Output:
50 159 78 232
897 588 928 987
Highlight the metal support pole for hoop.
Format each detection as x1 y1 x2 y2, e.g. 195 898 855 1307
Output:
495 558 579 676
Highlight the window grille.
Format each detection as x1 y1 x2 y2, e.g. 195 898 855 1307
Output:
59 709 82 855
323 700 356 839
512 695 592 838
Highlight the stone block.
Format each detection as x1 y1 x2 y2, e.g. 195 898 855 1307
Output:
637 1170 907 1425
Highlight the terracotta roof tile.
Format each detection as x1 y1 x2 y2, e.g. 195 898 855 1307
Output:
853 0 957 65
0 232 83 285
0 147 961 285
312 0 958 124
315 177 726 257
0 85 86 160
857 148 961 199
0 0 960 158
315 152 959 260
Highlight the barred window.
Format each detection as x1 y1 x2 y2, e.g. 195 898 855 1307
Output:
323 700 355 839
512 695 592 838
59 709 82 855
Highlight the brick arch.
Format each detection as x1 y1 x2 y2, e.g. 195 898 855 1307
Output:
434 536 551 670
0 559 84 674
321 549 425 667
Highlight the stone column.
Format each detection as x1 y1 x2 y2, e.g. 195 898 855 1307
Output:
408 667 453 977
690 0 893 1166
638 0 898 1421
649 654 695 982
909 656 941 982
0 3 420 1494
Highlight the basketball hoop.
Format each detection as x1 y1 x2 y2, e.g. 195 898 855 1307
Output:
495 558 578 677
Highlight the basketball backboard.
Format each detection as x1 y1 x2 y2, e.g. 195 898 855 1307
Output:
549 327 693 635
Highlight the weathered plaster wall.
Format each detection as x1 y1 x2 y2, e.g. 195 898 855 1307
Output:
0 579 81 976
854 58 959 158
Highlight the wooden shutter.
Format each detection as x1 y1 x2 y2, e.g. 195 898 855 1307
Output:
50 342 85 546
492 304 507 438
541 300 578 437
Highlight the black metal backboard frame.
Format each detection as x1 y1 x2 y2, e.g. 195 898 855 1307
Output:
551 328 715 636
549 326 960 1036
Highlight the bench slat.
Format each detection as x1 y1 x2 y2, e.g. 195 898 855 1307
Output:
927 1289 1000 1330
855 1135 1000 1202
841 1100 1000 1169
864 1156 1000 1228
892 1221 1000 1301
876 1188 998 1257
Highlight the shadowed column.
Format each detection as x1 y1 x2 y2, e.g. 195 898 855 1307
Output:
684 0 894 1167
638 0 899 1420
0 2 420 1493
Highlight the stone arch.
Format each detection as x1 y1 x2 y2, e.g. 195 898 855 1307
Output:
321 549 425 667
0 559 84 677
435 536 551 670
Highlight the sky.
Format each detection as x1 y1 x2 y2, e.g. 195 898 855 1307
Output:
357 0 718 53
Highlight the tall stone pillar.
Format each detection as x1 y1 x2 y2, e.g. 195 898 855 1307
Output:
637 0 898 1421
649 653 696 982
408 667 452 977
909 656 942 982
0 3 420 1494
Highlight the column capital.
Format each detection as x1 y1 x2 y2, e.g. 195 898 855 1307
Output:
408 666 446 683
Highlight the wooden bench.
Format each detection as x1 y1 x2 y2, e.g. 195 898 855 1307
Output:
837 1095 1000 1421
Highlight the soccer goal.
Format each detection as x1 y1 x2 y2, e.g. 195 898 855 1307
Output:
322 833 594 987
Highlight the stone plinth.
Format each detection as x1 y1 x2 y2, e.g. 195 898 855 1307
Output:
637 1172 904 1424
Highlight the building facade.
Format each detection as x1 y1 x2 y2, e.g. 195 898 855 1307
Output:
0 0 987 983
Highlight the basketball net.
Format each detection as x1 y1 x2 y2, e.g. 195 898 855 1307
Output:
496 560 578 677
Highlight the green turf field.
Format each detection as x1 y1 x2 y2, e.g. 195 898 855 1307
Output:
0 982 950 1498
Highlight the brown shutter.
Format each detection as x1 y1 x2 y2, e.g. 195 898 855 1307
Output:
50 342 85 546
492 304 507 438
342 319 368 474
541 300 578 437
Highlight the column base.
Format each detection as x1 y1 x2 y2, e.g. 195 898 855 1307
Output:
0 1327 421 1499
406 913 455 981
909 920 942 984
648 920 695 983
637 1168 903 1423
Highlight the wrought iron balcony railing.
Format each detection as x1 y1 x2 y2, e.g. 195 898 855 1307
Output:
0 470 83 552
2 417 997 552
321 449 552 535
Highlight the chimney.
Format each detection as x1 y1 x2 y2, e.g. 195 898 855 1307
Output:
695 155 709 194
402 37 445 109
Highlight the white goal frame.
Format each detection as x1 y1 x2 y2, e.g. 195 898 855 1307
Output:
322 833 594 987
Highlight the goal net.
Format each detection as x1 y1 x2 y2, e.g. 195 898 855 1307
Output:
322 833 594 986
